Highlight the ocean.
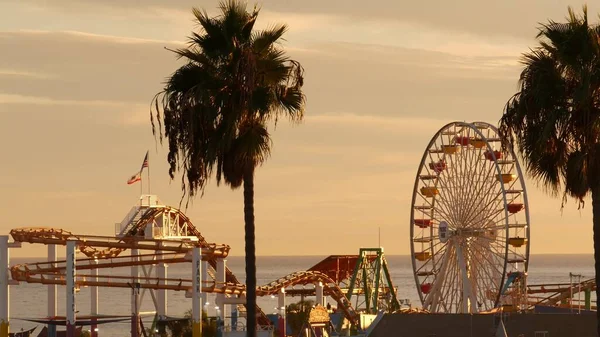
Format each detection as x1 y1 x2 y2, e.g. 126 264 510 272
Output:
6 254 595 337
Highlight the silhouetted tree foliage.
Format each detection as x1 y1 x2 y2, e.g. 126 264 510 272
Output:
151 1 305 336
499 5 600 335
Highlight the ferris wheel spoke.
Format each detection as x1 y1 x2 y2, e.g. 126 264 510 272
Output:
436 136 462 225
464 187 504 228
470 239 504 285
437 246 459 312
458 128 484 222
435 248 457 311
423 151 462 226
470 238 506 278
462 171 500 226
446 148 467 226
414 194 456 229
445 244 463 311
460 141 485 221
469 245 495 310
425 242 453 311
434 174 459 222
462 162 504 226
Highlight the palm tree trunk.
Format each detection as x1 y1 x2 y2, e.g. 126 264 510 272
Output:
592 186 600 335
244 168 257 337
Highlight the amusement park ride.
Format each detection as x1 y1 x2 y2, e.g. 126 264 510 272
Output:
0 121 596 337
0 196 399 337
411 121 531 314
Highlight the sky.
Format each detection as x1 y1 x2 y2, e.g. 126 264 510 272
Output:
0 0 599 257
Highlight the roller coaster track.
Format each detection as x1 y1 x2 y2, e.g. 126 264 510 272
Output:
126 210 275 326
9 216 361 327
9 262 359 325
527 278 596 308
9 227 229 259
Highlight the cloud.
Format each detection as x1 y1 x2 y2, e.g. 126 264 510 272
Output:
4 0 546 59
0 93 131 106
305 114 454 131
14 0 600 41
0 30 521 126
0 69 54 79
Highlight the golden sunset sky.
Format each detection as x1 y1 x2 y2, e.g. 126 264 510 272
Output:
1 0 598 256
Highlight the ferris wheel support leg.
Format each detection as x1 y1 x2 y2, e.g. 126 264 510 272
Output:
456 245 474 313
470 264 479 313
66 240 77 337
0 236 9 337
47 244 57 337
192 247 203 337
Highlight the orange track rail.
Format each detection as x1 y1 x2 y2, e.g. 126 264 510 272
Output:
10 265 359 325
9 226 360 326
527 278 596 307
10 227 229 259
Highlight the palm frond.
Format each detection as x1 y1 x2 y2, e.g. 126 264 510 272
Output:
152 0 305 200
499 6 600 204
252 24 288 53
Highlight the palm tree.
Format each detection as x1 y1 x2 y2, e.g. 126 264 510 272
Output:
499 6 600 333
151 1 305 336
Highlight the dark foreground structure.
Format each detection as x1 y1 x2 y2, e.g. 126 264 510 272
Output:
369 312 597 337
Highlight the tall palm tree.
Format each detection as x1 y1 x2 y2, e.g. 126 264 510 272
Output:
499 6 600 333
151 1 305 336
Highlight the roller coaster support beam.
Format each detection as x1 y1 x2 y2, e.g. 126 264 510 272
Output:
91 259 98 337
278 289 286 337
316 282 324 307
201 260 208 310
66 240 77 337
0 236 9 337
47 247 57 337
192 247 202 337
216 258 226 335
48 244 57 337
131 248 140 337
157 250 167 319
585 288 591 310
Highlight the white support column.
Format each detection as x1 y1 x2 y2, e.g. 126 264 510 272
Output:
131 248 140 337
0 236 9 337
91 259 98 337
201 260 208 308
192 247 202 337
66 240 77 337
216 259 227 329
278 289 286 337
47 244 57 337
157 251 167 319
456 245 473 313
316 282 324 307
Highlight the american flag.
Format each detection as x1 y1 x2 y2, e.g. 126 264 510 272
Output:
127 171 141 185
140 150 149 170
126 151 148 185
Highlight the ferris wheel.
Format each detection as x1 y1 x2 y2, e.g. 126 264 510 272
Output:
410 121 530 313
